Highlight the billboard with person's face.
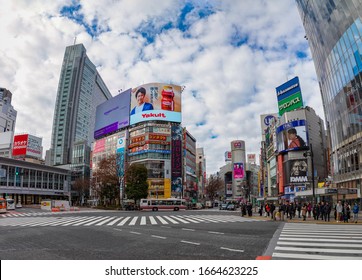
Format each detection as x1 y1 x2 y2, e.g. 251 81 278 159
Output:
233 162 244 179
130 83 182 125
277 120 308 153
286 159 308 184
94 89 131 139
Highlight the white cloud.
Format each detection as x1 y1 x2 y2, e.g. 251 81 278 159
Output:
0 0 322 175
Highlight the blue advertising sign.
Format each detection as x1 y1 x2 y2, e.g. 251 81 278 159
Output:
276 76 301 102
94 89 131 139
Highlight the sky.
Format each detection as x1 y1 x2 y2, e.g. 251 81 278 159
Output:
0 0 323 175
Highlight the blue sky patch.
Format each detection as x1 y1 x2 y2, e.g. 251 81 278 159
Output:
60 3 110 37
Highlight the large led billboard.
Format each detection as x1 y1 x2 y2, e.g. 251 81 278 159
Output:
286 159 308 184
276 76 303 116
277 120 308 153
233 162 244 179
130 83 182 125
94 89 131 139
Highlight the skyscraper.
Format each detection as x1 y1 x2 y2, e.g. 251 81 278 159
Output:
48 44 112 177
296 1 362 194
0 87 17 158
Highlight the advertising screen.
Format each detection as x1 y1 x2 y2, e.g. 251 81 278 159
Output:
130 83 182 125
260 113 278 141
286 159 308 184
276 120 308 153
12 134 28 156
94 88 131 139
171 125 183 193
276 76 303 116
233 162 244 179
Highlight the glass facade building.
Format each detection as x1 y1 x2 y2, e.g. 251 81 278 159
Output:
49 44 112 177
296 1 362 193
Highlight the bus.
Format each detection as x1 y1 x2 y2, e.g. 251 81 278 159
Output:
0 198 7 214
140 198 187 211
6 198 15 210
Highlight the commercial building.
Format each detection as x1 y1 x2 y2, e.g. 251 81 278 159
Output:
92 83 194 202
0 87 17 158
196 148 206 198
296 0 362 202
183 129 197 200
47 44 112 181
0 156 70 204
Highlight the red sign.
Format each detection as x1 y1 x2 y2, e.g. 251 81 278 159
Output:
12 134 29 156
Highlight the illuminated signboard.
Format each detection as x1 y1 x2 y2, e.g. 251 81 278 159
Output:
276 76 304 116
277 120 309 153
130 83 182 125
233 162 244 179
12 134 42 159
94 89 131 139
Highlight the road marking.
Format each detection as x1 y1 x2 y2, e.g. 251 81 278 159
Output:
130 231 141 235
117 217 130 226
208 231 224 235
71 217 101 226
151 235 167 239
275 246 362 254
96 217 116 226
140 216 147 225
279 237 362 243
272 252 362 260
129 216 138 226
113 228 122 232
155 216 168 224
170 216 190 224
220 247 244 253
106 217 123 226
161 226 171 229
149 216 157 225
277 241 362 248
83 216 109 226
163 216 179 224
181 240 200 246
182 228 195 231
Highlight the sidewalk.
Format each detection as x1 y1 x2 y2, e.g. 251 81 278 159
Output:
248 211 362 224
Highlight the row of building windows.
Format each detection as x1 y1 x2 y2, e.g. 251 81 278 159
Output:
0 166 66 190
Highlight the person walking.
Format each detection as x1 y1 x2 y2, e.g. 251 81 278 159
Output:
343 202 350 223
302 203 307 221
307 202 312 218
288 203 294 220
352 202 359 223
296 202 302 218
279 202 286 221
324 202 331 222
336 201 343 222
270 202 276 220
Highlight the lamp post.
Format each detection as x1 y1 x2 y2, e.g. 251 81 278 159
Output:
303 144 316 204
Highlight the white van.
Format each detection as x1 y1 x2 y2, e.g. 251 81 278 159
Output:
6 198 15 210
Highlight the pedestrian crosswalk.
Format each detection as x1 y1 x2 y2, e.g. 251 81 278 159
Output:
272 223 362 260
0 214 263 228
0 209 112 218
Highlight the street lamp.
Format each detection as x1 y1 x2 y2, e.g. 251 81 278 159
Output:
303 144 316 204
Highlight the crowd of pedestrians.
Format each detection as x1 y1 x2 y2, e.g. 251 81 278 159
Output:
255 201 360 223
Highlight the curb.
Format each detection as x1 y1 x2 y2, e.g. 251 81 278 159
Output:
255 256 272 260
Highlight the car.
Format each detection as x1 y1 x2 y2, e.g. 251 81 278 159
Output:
219 203 228 210
226 204 235 211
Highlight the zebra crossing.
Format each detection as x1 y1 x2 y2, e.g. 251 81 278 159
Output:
272 223 362 260
0 214 263 228
0 209 112 218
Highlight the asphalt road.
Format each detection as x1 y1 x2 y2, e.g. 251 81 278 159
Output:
0 209 280 260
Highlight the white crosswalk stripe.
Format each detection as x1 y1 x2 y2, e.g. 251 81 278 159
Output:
272 223 362 260
0 214 263 228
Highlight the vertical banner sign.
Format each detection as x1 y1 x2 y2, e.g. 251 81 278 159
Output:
171 125 183 193
116 135 126 177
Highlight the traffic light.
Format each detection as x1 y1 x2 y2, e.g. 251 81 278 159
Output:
15 167 19 176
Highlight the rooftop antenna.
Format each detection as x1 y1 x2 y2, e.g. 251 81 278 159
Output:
73 36 77 45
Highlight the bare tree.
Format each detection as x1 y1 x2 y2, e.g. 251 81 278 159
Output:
205 174 223 202
73 177 90 206
92 154 120 206
125 163 148 206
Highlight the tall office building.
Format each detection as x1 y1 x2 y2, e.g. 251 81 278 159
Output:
48 44 112 177
0 87 17 158
296 1 362 197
